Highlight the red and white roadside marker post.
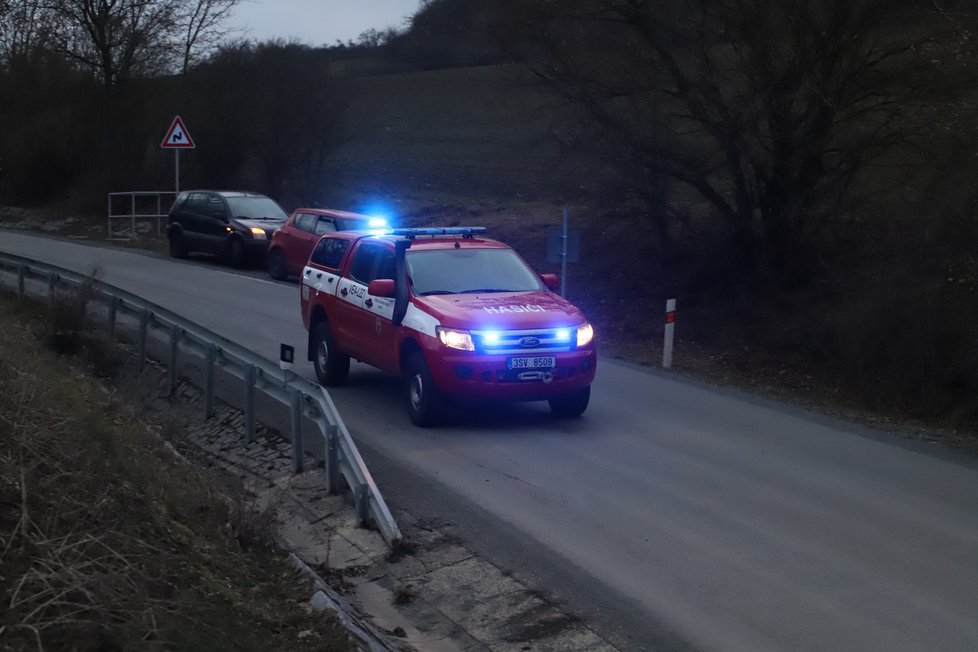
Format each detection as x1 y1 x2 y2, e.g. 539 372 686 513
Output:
663 298 676 369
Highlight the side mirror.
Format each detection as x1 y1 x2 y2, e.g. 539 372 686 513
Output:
540 273 560 292
368 279 396 298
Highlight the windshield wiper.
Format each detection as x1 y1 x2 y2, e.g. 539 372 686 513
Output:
458 288 514 293
418 290 456 296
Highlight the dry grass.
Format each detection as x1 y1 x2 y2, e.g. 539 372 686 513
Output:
0 293 357 651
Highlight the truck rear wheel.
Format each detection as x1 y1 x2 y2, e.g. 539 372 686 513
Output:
549 386 590 418
405 352 443 427
313 321 349 386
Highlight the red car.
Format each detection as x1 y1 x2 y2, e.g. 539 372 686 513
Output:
266 208 388 280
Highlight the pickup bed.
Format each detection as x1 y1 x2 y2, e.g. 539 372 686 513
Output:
300 227 597 426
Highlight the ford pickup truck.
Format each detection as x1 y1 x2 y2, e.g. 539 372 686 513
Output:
300 227 597 426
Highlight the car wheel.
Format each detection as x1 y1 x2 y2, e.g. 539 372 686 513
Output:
168 231 188 258
226 238 246 269
267 248 287 280
405 352 443 427
549 386 590 418
312 320 349 386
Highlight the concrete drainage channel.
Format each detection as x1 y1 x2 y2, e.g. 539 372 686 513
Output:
112 345 617 651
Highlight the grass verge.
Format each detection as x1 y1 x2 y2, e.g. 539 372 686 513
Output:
0 292 356 651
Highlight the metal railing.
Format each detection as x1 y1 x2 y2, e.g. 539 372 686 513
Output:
0 250 402 548
107 191 176 240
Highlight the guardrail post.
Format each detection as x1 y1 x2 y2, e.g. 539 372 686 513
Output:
205 344 216 419
290 390 303 473
245 364 256 443
325 425 340 494
356 484 369 526
168 325 181 396
47 274 57 308
108 296 118 341
156 194 163 236
138 310 149 371
16 265 25 298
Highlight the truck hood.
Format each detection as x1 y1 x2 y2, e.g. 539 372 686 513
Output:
415 290 587 329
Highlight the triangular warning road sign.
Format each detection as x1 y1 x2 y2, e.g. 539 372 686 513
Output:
161 115 195 149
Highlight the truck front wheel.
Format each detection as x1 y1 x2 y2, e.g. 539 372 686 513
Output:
549 386 590 418
405 352 443 427
312 321 349 386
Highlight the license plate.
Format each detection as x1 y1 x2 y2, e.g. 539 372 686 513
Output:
507 356 556 370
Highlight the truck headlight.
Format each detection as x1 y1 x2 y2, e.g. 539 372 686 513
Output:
576 323 594 347
249 227 267 239
438 327 475 351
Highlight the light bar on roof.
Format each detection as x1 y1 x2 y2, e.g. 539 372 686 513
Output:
391 227 487 238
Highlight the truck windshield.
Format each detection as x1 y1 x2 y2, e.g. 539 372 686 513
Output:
406 248 544 296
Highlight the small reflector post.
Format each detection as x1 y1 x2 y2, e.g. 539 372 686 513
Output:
280 343 294 371
663 298 677 370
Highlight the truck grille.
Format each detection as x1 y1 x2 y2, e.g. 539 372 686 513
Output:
470 327 575 355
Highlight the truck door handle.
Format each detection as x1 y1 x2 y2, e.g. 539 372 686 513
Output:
340 288 348 296
365 298 373 308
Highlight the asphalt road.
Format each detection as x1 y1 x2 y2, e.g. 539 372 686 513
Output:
3 230 978 652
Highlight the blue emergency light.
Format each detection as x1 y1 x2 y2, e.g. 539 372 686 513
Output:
392 227 487 239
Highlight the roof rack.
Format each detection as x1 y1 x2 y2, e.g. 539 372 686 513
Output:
391 227 487 239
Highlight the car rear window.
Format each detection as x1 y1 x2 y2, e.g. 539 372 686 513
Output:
295 212 316 232
314 217 338 236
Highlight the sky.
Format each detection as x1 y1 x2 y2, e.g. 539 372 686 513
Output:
228 0 424 47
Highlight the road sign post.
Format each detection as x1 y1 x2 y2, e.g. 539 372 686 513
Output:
546 210 580 299
161 115 195 194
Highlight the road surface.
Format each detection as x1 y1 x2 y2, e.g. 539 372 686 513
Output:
3 231 978 651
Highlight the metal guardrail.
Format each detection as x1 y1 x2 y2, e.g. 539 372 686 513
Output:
107 191 176 239
0 250 402 548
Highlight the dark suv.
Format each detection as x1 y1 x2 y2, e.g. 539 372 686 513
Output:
166 190 289 268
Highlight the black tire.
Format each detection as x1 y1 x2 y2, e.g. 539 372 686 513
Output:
226 238 246 269
267 248 287 280
168 231 188 258
312 320 349 386
549 386 590 418
405 352 443 427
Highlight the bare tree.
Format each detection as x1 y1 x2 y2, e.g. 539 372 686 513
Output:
0 0 50 68
42 0 239 84
487 0 978 279
44 0 180 84
176 0 239 74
